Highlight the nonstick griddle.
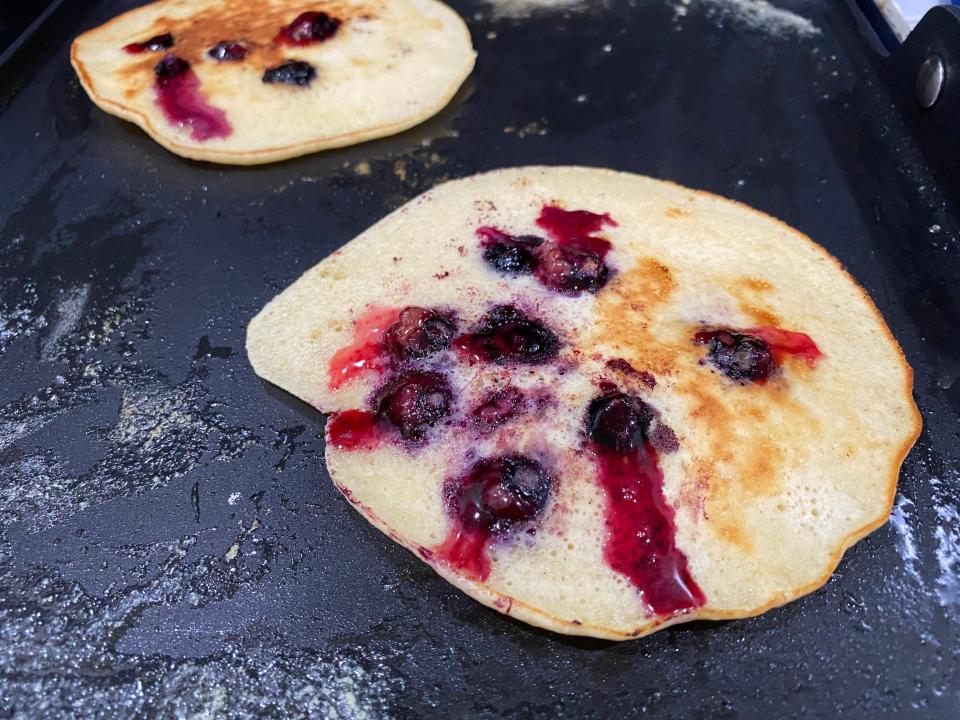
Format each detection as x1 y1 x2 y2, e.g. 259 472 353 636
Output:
1 1 959 717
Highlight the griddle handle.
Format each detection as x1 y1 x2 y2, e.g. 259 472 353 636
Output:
884 5 960 199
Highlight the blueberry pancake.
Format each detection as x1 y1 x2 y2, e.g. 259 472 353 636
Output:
71 0 475 164
247 166 920 639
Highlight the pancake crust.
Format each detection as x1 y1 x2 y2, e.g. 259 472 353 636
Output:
71 0 475 164
247 166 921 639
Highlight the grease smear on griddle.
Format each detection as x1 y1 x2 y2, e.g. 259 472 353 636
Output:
0 535 403 717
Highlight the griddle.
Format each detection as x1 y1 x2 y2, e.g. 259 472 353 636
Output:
1 1 959 717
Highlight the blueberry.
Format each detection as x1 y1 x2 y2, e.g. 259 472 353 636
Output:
454 305 559 365
447 455 552 533
277 11 341 44
534 243 609 294
262 60 316 86
384 307 456 360
587 392 653 452
375 371 452 441
479 228 543 275
154 54 190 81
124 33 174 53
208 41 247 61
695 330 775 382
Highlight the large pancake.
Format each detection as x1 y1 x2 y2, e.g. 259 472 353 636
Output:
246 166 921 639
71 0 475 164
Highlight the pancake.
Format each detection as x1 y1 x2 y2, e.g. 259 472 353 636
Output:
246 166 921 639
71 0 475 164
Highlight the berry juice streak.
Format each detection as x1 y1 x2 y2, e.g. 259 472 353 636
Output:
154 68 231 141
593 441 705 616
536 205 616 257
434 526 491 580
748 326 822 364
327 307 400 390
327 409 380 451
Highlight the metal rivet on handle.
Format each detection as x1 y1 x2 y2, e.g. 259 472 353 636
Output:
916 54 945 109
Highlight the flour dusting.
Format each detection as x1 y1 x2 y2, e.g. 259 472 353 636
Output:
41 283 91 359
482 0 587 19
0 280 46 354
890 494 924 585
933 499 960 606
676 0 820 37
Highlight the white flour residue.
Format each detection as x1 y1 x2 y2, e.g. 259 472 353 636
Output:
675 0 820 37
0 279 46 354
0 450 73 532
933 499 960 607
0 418 30 452
890 494 924 585
41 283 91 359
482 0 587 19
139 645 399 720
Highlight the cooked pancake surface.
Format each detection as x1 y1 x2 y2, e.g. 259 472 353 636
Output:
247 166 920 639
71 0 475 164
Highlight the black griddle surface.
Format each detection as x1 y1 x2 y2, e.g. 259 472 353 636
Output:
1 1 959 718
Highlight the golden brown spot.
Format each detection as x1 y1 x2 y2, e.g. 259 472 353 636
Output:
739 440 783 496
715 519 753 552
678 459 711 522
743 303 781 327
742 405 764 421
723 275 782 327
674 369 822 552
593 258 677 375
665 207 690 219
117 54 161 80
744 277 774 292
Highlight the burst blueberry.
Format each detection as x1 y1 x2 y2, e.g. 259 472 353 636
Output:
446 455 552 533
124 32 174 54
208 41 247 61
384 307 456 359
277 11 341 45
695 329 775 382
454 305 559 365
154 54 190 82
586 392 653 452
471 386 525 431
375 371 452 441
534 243 609 294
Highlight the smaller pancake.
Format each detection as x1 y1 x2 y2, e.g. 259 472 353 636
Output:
71 0 476 164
